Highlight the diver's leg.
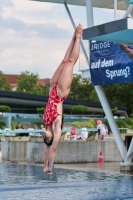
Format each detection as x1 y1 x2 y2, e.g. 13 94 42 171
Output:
48 124 62 174
57 24 82 97
44 145 51 172
50 28 77 88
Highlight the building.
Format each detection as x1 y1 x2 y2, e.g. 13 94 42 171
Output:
3 74 51 91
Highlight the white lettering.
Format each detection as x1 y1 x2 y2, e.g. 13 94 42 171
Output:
90 42 110 50
91 59 113 69
106 67 130 79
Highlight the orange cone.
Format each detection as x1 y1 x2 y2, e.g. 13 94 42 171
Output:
98 151 104 163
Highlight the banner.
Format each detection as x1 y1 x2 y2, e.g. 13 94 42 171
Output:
90 41 133 86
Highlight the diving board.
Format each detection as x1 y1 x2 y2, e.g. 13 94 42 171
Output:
83 18 133 44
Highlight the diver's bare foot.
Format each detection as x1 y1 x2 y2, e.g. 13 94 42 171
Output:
76 24 83 38
47 171 53 175
44 167 48 173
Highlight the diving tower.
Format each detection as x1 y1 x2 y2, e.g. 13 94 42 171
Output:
31 0 133 170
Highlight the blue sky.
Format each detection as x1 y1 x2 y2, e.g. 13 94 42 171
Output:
0 0 123 79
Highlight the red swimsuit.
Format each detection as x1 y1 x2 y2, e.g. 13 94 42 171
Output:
43 84 66 127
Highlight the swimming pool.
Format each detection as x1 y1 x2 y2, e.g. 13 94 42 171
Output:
0 162 133 200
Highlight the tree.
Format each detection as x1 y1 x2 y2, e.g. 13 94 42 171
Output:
72 105 88 117
0 71 11 91
36 83 49 96
16 71 49 96
0 105 11 117
36 107 45 114
111 107 118 115
16 71 39 94
68 74 94 101
103 83 133 115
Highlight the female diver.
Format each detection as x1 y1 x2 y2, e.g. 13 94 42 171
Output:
43 24 83 174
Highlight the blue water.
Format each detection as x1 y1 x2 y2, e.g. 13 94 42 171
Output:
0 162 133 200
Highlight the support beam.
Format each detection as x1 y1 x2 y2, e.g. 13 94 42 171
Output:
123 4 133 18
114 0 117 20
85 0 128 162
126 137 133 161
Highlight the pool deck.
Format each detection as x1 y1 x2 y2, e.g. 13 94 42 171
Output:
55 162 133 175
1 151 132 176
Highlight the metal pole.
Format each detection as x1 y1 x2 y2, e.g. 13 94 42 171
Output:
114 0 117 20
123 4 133 18
86 0 128 162
6 116 11 129
64 2 89 65
126 136 133 161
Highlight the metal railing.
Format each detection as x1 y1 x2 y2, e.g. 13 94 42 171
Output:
0 128 98 136
0 128 132 136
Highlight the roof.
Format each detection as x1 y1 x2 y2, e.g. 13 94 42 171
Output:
3 75 20 86
31 0 128 10
0 90 127 111
3 74 51 87
37 78 51 86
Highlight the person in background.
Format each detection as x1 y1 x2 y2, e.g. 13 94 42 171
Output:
40 124 45 130
70 127 77 140
81 127 88 140
97 120 106 140
15 122 24 130
15 122 25 136
39 124 45 137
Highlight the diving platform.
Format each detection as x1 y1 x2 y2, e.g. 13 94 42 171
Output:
31 0 128 10
83 18 133 44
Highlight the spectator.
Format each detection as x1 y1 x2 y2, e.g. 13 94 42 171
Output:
70 127 77 140
15 122 24 130
40 124 45 130
15 122 26 136
40 124 45 137
81 127 88 140
97 120 106 140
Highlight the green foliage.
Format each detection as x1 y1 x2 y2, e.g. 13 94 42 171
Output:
89 118 96 127
104 117 133 129
115 119 127 128
0 122 6 129
36 107 45 114
0 71 11 91
103 83 133 115
68 74 94 101
0 105 11 113
11 122 18 130
16 71 39 94
89 89 99 102
111 107 118 114
0 122 18 130
72 118 133 129
37 84 49 96
71 118 96 128
124 118 133 128
130 113 133 118
72 105 88 115
16 71 49 96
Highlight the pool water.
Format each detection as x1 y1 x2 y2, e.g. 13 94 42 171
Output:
0 162 133 200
